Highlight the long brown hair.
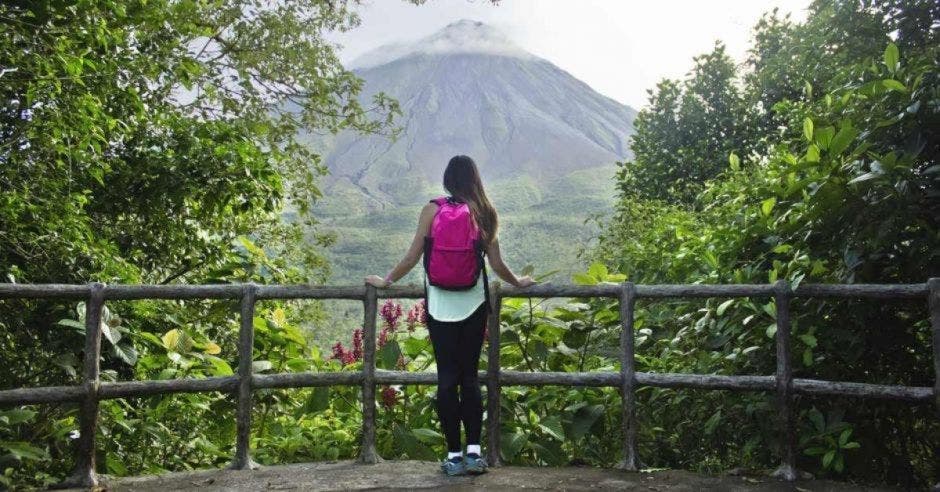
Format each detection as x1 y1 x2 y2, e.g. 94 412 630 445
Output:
443 155 498 248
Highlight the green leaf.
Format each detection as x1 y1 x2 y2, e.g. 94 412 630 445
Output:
252 360 273 373
112 342 138 366
703 410 722 435
798 334 817 348
847 172 880 185
162 329 193 353
823 449 835 469
401 337 430 359
880 79 906 92
883 42 899 72
571 272 596 285
412 428 442 444
56 318 86 332
206 355 234 376
302 387 330 413
0 409 36 426
805 144 820 163
760 197 776 217
802 348 813 367
569 404 605 439
828 126 858 156
728 152 740 170
838 428 852 446
765 323 777 339
803 117 813 141
587 262 608 280
539 416 565 441
814 126 835 150
377 340 402 370
716 299 734 316
500 429 528 461
0 441 48 461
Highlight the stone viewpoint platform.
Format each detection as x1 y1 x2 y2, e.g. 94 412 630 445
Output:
59 460 894 491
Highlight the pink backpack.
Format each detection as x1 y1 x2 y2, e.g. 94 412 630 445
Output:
423 196 487 290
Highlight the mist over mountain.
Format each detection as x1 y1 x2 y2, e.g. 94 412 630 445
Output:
304 20 637 283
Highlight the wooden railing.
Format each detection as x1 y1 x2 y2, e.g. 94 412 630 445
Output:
1 280 938 487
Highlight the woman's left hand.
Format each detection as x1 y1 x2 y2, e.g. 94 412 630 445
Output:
364 275 390 288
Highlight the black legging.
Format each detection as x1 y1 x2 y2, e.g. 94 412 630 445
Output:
426 301 487 452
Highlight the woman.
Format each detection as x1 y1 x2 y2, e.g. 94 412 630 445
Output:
365 155 535 476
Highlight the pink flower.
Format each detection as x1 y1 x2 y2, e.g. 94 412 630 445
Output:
352 328 363 361
331 341 346 361
332 341 356 366
380 385 398 409
378 326 389 349
406 301 426 332
418 299 428 323
380 300 403 332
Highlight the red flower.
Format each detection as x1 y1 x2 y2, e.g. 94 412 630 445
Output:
417 299 428 323
380 385 398 409
406 300 426 331
352 328 363 361
380 300 403 331
331 341 346 360
378 326 389 349
332 341 356 366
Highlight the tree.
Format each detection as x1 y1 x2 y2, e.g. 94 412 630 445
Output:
617 42 754 206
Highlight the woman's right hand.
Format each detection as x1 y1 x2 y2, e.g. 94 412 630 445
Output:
515 276 536 288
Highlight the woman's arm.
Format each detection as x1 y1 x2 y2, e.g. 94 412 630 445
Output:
365 202 437 287
485 237 535 288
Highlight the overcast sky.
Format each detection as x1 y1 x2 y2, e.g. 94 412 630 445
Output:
328 0 811 109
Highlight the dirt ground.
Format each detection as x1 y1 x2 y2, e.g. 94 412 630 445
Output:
57 460 899 491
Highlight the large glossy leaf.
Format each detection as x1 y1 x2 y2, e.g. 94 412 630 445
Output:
500 429 528 461
568 404 604 440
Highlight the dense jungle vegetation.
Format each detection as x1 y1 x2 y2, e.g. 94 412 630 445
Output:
1 0 938 489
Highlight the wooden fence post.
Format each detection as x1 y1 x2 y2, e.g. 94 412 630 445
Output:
485 282 502 467
358 284 381 463
617 282 640 471
929 278 940 413
929 278 940 492
230 283 259 470
771 280 797 481
58 282 105 488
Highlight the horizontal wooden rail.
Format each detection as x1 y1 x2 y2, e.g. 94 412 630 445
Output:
0 279 936 488
0 282 929 300
1 371 931 406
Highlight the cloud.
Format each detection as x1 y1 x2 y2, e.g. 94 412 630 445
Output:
349 19 532 69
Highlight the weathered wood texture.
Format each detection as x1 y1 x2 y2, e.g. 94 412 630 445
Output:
62 283 104 488
99 377 238 399
618 283 640 471
929 278 940 414
358 285 381 464
230 284 258 470
4 371 929 405
0 279 933 488
486 284 502 467
772 281 797 481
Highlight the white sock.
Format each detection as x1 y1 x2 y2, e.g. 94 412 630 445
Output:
447 451 462 460
466 444 481 456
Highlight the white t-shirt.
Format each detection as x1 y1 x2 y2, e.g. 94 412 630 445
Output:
426 268 486 322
